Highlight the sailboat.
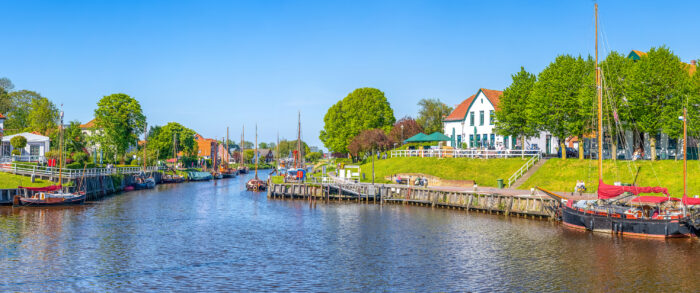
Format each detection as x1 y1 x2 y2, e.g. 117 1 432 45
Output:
133 124 156 189
286 112 307 181
221 128 238 178
17 109 86 206
246 124 267 191
539 4 699 238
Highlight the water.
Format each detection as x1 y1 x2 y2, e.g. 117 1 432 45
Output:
1 171 699 292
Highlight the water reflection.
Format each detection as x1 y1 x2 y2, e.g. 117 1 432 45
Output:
1 171 698 291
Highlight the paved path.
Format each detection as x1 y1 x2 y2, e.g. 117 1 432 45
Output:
510 158 548 189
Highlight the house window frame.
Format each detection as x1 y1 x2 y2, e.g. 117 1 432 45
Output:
479 111 484 126
489 110 495 125
470 112 475 126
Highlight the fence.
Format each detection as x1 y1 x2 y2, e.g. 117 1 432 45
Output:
507 154 541 187
0 155 44 163
0 162 163 179
390 149 540 159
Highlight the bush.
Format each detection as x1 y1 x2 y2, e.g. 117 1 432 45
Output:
45 150 59 160
10 135 27 149
71 152 88 164
11 149 21 156
65 162 97 169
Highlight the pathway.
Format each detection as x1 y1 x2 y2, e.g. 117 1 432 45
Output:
510 158 548 189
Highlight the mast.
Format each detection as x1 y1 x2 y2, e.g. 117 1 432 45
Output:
683 107 688 200
596 3 603 182
226 127 229 165
297 111 302 169
241 125 245 166
276 131 279 168
143 123 148 173
173 132 178 168
255 124 258 179
58 107 64 185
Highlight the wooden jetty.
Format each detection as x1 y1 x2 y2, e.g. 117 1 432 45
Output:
267 182 561 219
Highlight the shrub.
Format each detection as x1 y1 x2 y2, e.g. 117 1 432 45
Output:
45 150 60 160
10 135 27 150
11 149 21 156
71 152 88 164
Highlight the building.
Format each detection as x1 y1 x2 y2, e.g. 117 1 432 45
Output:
1 132 50 159
0 113 5 136
80 119 103 153
257 149 275 163
442 88 559 155
195 134 218 159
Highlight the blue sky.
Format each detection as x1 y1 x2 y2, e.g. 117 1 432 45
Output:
2 0 698 148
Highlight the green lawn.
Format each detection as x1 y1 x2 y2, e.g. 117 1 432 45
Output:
0 172 55 189
358 157 529 187
521 158 700 197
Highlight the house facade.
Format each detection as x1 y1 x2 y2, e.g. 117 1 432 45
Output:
1 132 50 159
442 88 559 155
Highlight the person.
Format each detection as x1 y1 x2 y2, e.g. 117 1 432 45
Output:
574 180 586 195
632 148 641 161
396 175 402 184
423 177 429 188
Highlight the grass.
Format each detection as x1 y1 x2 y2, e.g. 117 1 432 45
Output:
270 175 284 184
521 158 700 197
358 157 528 186
0 172 55 189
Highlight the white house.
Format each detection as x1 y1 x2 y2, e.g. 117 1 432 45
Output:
80 119 102 153
1 132 51 159
442 88 559 155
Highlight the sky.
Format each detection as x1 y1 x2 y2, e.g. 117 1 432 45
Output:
1 0 698 149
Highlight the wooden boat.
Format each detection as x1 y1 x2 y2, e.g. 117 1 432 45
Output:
246 125 268 191
162 174 185 183
16 185 86 206
547 4 699 238
188 171 213 181
133 125 156 190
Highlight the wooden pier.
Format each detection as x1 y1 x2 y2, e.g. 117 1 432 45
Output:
267 182 561 219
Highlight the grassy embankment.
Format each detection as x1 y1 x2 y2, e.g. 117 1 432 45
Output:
0 172 54 189
521 158 700 197
358 157 528 187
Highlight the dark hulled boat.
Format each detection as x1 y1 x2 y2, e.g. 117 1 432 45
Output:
245 124 267 191
16 185 86 206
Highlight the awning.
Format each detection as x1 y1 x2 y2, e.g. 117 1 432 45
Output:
629 196 679 204
424 132 451 142
404 133 428 143
683 196 700 206
18 185 62 192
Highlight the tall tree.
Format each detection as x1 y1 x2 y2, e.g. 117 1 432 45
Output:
94 93 146 164
277 139 310 158
416 98 452 134
347 128 393 157
494 67 537 155
627 47 688 161
5 90 42 131
389 116 423 144
529 55 594 160
64 121 86 154
149 122 198 159
0 77 15 121
27 96 59 135
595 51 635 159
320 88 395 153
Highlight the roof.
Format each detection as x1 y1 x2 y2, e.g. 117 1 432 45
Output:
443 95 475 121
425 132 451 141
1 132 50 142
443 88 503 122
80 119 96 129
627 50 647 60
628 50 696 75
404 133 429 142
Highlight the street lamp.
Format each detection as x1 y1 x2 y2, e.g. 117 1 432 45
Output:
401 125 404 144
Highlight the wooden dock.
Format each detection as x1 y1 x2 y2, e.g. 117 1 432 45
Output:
267 182 561 219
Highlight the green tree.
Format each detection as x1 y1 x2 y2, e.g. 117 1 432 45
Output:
64 120 86 154
320 88 395 153
416 98 453 134
0 77 14 115
259 142 269 149
5 90 42 132
494 67 537 156
149 122 198 159
10 135 27 155
529 55 594 160
94 93 146 164
305 151 322 162
595 51 635 159
389 116 423 144
627 47 688 161
277 139 310 158
27 96 59 135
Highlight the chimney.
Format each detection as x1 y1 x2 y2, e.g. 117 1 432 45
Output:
692 60 697 66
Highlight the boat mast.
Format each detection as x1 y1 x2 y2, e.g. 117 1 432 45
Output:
255 124 258 179
226 127 229 165
276 131 279 168
683 107 688 202
297 111 302 169
596 3 603 182
241 125 245 166
58 107 64 186
143 123 148 173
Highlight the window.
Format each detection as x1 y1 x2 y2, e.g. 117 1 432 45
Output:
489 110 495 125
669 138 678 150
479 111 484 125
482 134 488 146
470 112 475 126
475 134 480 147
457 135 462 147
30 145 39 156
504 136 509 149
490 134 495 147
469 135 474 147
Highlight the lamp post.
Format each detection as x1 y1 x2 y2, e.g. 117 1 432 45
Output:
401 125 404 144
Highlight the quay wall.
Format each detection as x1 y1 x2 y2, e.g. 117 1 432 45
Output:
267 183 561 219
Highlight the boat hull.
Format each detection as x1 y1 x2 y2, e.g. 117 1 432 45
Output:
562 205 692 238
246 179 267 191
18 194 86 206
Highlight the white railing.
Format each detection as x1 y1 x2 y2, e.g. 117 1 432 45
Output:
391 149 540 159
0 155 45 163
0 162 163 179
507 154 541 187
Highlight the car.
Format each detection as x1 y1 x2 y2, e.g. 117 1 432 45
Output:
557 147 578 158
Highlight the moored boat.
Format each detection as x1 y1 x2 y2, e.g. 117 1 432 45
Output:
16 185 86 206
188 171 213 181
246 124 268 191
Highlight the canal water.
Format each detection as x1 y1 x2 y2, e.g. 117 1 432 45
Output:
1 171 698 292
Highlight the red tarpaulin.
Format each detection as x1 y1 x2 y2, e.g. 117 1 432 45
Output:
682 196 700 206
597 180 668 199
630 196 679 204
18 185 62 192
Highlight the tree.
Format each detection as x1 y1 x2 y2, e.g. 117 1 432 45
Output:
259 142 269 149
389 116 423 145
148 122 198 159
595 51 635 160
277 139 310 158
27 96 59 135
0 77 14 115
627 47 688 161
320 88 395 153
347 129 393 157
494 67 537 156
64 121 86 154
305 151 322 162
10 135 27 155
5 90 42 131
417 98 453 134
94 93 146 164
529 55 594 160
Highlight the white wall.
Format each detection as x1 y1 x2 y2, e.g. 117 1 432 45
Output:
444 91 503 148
